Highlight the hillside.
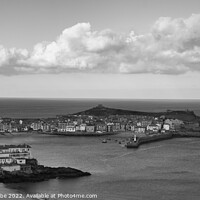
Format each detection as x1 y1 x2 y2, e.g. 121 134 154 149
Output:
74 104 199 122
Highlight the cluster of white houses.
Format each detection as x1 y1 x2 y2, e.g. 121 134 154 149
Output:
0 114 199 134
0 144 32 173
35 117 199 134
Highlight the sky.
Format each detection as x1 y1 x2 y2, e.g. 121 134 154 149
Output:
0 0 200 99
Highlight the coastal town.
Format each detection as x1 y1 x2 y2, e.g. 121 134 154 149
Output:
0 104 200 178
0 105 199 135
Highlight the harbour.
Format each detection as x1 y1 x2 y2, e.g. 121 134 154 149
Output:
0 133 200 200
0 99 200 199
126 133 173 148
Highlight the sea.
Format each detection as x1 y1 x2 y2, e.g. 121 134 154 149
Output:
0 98 200 118
0 98 200 200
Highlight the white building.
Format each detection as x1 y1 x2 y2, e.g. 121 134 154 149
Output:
1 164 20 172
58 123 66 132
79 124 86 131
0 157 13 165
6 144 31 159
16 158 26 165
66 126 76 132
130 125 135 131
147 124 159 132
163 123 170 131
0 144 31 172
156 123 162 130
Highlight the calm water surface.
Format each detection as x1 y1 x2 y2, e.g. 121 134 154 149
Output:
0 99 200 200
0 134 200 200
0 98 200 118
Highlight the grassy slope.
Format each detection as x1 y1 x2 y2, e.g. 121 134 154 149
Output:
75 105 199 122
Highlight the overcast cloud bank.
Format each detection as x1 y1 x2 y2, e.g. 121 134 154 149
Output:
0 14 200 75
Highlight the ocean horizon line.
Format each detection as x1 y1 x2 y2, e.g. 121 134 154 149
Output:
0 97 200 101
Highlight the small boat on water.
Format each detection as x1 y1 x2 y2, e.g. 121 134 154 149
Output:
102 139 107 143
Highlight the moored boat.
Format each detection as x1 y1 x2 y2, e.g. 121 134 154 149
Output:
102 139 107 143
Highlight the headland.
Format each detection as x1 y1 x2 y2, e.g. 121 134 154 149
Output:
0 144 91 183
0 104 200 147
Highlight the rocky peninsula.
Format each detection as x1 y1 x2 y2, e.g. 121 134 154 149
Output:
0 164 91 183
0 145 91 184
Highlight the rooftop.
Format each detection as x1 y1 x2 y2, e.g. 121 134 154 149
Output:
0 144 31 150
0 157 12 159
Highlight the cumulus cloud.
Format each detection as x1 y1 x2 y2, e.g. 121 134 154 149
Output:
1 14 200 75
